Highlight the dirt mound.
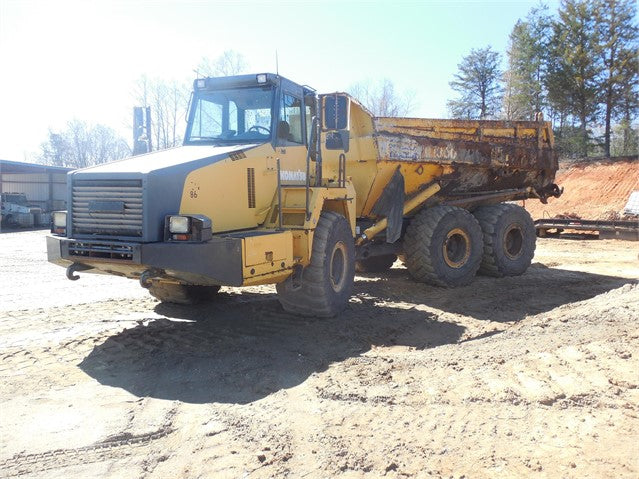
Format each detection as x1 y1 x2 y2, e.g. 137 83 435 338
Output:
525 157 638 220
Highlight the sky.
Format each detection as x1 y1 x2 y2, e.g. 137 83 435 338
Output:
0 0 560 162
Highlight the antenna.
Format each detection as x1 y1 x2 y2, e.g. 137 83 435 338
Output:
275 50 279 76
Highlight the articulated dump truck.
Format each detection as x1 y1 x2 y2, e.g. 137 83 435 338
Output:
48 73 561 316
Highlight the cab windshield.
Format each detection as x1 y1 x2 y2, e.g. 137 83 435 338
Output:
185 86 274 144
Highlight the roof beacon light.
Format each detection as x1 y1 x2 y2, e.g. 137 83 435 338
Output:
256 73 267 84
196 79 206 89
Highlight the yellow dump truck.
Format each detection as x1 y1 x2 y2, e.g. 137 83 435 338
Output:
47 73 561 316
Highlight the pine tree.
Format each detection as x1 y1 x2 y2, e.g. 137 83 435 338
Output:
447 46 502 120
595 0 639 157
503 5 553 120
547 0 602 157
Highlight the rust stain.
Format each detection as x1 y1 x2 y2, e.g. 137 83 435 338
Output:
371 117 558 200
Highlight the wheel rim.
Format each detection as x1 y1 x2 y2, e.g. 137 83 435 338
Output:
443 228 471 268
330 241 347 292
503 224 524 260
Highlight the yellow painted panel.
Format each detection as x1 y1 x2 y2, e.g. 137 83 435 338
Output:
243 231 293 267
180 143 278 233
241 230 295 286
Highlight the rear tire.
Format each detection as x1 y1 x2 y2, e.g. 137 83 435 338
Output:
473 204 536 277
403 206 483 287
148 281 221 304
355 254 397 273
276 211 354 317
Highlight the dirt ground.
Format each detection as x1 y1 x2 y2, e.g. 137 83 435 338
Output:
0 229 638 478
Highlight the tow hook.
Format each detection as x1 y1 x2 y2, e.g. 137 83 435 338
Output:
66 263 92 281
140 269 162 289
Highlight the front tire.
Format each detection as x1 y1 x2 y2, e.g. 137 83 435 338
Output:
403 206 483 287
277 211 355 317
473 204 536 277
148 281 221 304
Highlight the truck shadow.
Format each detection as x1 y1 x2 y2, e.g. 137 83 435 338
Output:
79 264 633 405
79 294 464 405
355 263 635 323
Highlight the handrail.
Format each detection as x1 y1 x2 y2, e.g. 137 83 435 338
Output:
338 153 346 188
276 158 283 229
305 117 318 220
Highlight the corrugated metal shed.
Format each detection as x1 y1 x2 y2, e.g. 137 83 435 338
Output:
0 160 73 211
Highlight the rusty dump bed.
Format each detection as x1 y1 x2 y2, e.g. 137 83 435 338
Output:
373 117 560 203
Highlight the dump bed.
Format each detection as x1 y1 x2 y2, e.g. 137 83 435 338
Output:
352 115 560 218
375 117 555 168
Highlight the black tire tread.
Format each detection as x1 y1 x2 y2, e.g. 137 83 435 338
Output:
474 203 536 277
403 205 483 287
276 211 354 317
148 282 221 304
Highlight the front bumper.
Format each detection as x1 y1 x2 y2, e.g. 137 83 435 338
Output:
47 235 243 286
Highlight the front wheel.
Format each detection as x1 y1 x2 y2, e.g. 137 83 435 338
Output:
147 281 221 304
276 211 355 317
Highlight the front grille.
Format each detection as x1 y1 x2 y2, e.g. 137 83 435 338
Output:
72 179 143 237
68 241 135 261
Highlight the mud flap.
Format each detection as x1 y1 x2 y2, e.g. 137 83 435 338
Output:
370 168 405 243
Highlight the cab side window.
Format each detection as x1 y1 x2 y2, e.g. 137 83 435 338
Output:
305 103 313 145
279 94 303 144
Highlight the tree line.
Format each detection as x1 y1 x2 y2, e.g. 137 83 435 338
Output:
38 0 637 167
447 0 638 158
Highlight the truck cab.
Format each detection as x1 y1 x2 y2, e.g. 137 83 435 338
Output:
48 73 357 314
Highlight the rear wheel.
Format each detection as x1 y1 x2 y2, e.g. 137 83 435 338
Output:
277 211 354 317
148 281 221 304
355 254 397 273
473 204 536 277
403 206 483 287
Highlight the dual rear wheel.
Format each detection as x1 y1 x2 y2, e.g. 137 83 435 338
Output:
403 204 535 287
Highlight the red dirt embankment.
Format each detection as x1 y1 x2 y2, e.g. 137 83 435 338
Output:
525 157 638 220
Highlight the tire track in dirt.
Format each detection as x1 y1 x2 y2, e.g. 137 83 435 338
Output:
0 407 176 478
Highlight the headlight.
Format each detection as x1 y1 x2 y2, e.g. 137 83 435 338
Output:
164 214 212 242
51 211 67 235
169 215 190 234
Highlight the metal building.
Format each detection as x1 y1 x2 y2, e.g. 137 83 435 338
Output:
0 160 73 212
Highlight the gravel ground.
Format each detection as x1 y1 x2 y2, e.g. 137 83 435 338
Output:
1 229 637 478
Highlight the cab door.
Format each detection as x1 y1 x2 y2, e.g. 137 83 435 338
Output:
275 91 308 181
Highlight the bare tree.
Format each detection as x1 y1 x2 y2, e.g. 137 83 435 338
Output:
196 50 249 77
39 119 130 168
131 51 249 152
348 79 415 117
132 76 190 150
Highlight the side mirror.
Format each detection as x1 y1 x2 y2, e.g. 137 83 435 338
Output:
322 94 350 130
325 130 350 152
322 94 350 152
